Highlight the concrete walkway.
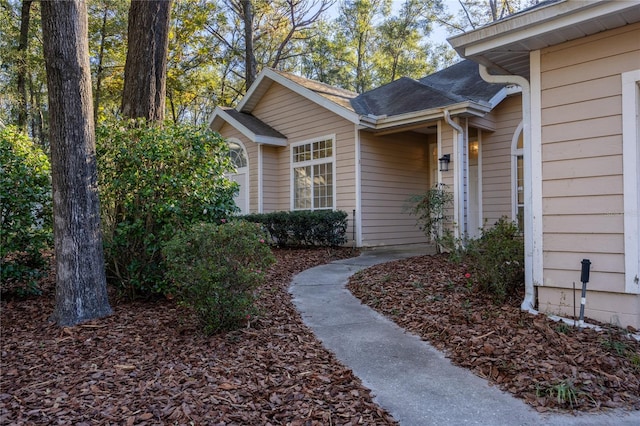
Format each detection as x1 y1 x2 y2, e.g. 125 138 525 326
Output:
289 248 640 426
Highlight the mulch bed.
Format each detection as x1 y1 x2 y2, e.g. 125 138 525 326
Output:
1 248 397 425
347 254 640 414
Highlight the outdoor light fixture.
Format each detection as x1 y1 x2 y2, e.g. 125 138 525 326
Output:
439 154 451 172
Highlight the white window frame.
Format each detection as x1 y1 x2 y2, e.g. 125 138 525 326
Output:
225 138 249 215
622 70 640 294
511 121 524 231
290 135 336 211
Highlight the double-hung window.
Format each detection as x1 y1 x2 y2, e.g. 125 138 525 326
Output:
291 137 334 210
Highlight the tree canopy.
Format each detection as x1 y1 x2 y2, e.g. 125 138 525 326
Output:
0 0 540 140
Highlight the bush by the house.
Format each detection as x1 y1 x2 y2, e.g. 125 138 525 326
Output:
96 119 238 299
465 217 524 303
163 221 275 335
0 126 52 295
242 210 348 247
406 184 453 253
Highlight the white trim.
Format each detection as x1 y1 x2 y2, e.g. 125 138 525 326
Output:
530 50 544 290
289 134 337 211
362 101 493 131
622 69 640 294
449 1 636 57
258 143 263 213
511 121 524 224
239 69 360 124
209 106 287 146
354 125 363 247
226 138 250 215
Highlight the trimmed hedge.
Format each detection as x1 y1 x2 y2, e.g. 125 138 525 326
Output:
242 210 348 247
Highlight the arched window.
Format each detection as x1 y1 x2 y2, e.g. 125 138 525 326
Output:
512 121 524 232
226 139 249 214
228 140 248 169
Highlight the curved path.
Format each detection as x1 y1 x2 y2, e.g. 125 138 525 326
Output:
289 248 640 426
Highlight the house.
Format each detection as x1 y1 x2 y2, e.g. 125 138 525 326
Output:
210 61 514 247
449 0 640 329
210 0 640 329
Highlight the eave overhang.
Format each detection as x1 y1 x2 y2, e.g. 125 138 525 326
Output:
358 100 496 134
209 106 288 146
448 0 640 78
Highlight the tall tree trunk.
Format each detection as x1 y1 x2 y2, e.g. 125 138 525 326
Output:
41 0 112 326
241 0 256 89
120 0 172 121
17 0 33 131
94 3 109 125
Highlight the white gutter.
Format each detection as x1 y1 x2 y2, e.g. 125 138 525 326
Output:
478 64 536 313
359 101 492 131
443 110 465 239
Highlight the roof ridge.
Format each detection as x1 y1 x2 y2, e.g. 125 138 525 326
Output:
268 68 358 98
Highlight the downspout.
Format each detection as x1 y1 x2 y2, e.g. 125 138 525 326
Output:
478 64 536 313
258 143 263 213
444 110 466 239
354 124 363 247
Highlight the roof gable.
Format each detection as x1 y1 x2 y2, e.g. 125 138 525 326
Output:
237 68 360 124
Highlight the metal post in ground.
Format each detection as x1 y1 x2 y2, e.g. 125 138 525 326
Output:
578 259 591 329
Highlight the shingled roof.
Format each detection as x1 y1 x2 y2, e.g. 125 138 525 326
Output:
269 69 358 112
351 60 505 117
218 107 285 139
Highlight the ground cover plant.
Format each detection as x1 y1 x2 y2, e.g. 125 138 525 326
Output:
1 247 397 425
347 254 640 413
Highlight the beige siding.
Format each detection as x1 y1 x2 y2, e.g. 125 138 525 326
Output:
359 131 432 246
538 287 640 331
261 145 282 212
252 82 358 243
539 22 640 327
479 94 522 226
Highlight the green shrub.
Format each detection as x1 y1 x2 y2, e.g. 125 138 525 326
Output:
163 221 275 335
96 119 238 298
0 126 52 295
466 217 524 302
242 210 348 247
406 184 453 252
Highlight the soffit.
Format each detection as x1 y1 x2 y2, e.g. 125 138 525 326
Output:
448 0 640 78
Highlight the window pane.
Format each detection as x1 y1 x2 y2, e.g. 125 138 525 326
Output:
517 132 524 150
313 162 333 209
517 155 524 232
313 139 332 160
294 144 311 163
517 206 524 233
227 142 247 168
517 156 524 204
294 166 311 209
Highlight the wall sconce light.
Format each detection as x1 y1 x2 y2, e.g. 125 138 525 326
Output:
439 154 451 172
